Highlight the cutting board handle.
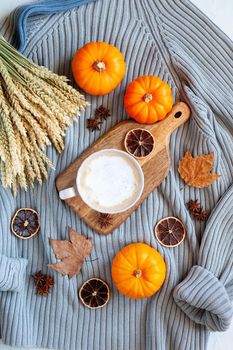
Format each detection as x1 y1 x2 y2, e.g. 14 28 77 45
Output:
153 102 191 140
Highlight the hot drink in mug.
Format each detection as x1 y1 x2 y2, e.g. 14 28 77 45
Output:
59 149 144 214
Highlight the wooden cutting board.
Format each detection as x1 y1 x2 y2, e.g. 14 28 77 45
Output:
56 102 190 234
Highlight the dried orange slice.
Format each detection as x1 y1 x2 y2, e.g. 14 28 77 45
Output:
79 278 110 309
154 216 185 247
124 128 155 158
11 208 40 240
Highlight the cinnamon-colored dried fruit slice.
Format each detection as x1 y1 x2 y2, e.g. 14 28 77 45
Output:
79 278 110 309
154 216 185 247
11 208 40 240
124 128 155 158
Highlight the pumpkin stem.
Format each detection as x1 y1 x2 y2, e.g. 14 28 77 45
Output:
133 269 142 278
143 93 153 103
93 61 106 72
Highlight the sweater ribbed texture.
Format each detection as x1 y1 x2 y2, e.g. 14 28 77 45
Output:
0 1 233 349
0 255 28 292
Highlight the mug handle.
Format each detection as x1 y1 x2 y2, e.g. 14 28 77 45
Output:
59 186 78 200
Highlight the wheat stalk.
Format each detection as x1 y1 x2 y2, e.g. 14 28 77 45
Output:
0 35 88 193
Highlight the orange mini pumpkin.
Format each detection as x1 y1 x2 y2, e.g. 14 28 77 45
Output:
112 243 166 299
124 76 173 124
72 42 126 96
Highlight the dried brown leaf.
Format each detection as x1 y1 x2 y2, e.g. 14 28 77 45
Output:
48 227 93 278
178 151 220 188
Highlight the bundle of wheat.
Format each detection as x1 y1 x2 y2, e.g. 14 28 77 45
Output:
0 35 87 193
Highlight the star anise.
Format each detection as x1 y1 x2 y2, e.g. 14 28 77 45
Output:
187 200 201 213
97 213 113 229
193 209 209 222
95 105 111 120
87 117 102 131
32 271 54 296
187 200 208 221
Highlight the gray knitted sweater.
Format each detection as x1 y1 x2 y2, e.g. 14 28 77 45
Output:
0 1 233 349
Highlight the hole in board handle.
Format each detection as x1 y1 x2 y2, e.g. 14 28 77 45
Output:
174 111 182 118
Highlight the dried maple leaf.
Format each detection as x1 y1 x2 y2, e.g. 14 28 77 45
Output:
48 227 93 278
178 151 220 188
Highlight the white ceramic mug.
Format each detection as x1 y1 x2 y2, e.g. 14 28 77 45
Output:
59 149 144 214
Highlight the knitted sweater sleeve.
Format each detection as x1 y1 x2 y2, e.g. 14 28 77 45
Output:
173 186 233 332
0 254 28 292
158 0 233 129
0 192 28 292
155 0 233 332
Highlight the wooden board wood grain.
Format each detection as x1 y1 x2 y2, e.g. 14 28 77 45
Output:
56 102 190 234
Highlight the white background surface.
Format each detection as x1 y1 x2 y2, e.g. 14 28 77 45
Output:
0 0 233 349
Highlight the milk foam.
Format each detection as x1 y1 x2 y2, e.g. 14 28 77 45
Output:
78 152 140 211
